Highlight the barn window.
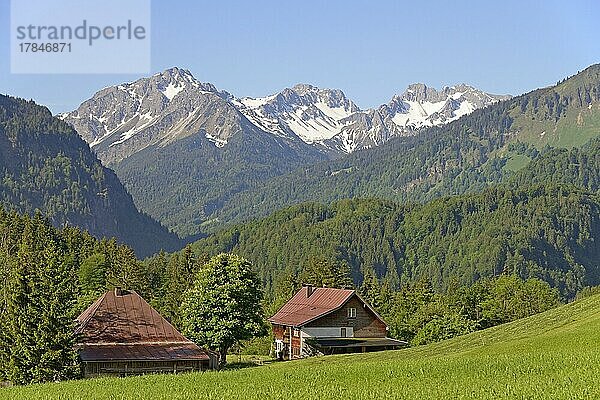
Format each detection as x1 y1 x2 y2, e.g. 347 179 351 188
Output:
293 328 300 337
341 327 347 337
348 307 357 318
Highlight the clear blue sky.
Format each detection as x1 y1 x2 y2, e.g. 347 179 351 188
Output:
1 0 599 113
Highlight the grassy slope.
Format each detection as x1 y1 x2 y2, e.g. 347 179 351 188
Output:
4 295 600 399
511 102 600 150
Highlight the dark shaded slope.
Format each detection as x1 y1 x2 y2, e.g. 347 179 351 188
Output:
0 95 181 257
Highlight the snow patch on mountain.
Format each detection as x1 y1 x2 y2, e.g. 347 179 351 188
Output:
237 84 359 144
233 82 509 153
162 81 185 101
61 68 511 163
205 131 228 147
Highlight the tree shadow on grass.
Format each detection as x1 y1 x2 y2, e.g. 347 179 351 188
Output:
223 357 276 370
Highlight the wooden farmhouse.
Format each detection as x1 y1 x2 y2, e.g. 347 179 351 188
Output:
269 286 406 360
76 288 218 377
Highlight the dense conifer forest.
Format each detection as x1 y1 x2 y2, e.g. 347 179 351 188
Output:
182 184 600 301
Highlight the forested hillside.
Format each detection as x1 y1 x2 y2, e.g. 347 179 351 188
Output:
113 126 326 237
185 185 600 299
0 95 181 257
208 65 600 229
509 136 600 191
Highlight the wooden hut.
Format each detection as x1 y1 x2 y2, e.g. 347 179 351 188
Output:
76 288 217 377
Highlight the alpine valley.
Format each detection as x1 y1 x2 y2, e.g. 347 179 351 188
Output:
210 64 600 228
61 67 510 236
5 0 600 394
4 61 600 395
4 64 600 259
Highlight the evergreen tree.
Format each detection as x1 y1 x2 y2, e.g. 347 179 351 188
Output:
78 253 107 295
270 268 301 316
300 256 354 289
0 214 80 384
106 245 148 296
147 250 169 308
158 248 201 327
359 268 381 310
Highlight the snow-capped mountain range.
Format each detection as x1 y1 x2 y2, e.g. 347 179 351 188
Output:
233 84 359 144
61 67 510 163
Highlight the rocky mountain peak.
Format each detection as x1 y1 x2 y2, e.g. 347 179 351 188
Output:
150 67 221 97
155 66 194 83
237 84 359 144
291 83 319 94
329 83 511 154
449 83 475 93
60 67 244 163
62 68 512 162
400 83 446 103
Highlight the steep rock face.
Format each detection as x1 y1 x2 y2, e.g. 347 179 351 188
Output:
327 84 511 152
236 82 508 153
235 83 359 144
63 67 509 161
61 67 244 165
0 95 181 257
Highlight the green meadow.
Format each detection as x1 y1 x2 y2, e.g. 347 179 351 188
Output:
4 294 600 400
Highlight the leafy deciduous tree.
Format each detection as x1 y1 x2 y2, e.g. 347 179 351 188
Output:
180 253 265 368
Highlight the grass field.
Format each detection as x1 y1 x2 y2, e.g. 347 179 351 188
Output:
3 294 600 399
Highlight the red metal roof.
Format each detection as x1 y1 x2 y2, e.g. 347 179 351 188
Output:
268 287 355 327
76 289 210 362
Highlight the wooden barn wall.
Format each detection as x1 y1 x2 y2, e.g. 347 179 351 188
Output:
82 360 209 378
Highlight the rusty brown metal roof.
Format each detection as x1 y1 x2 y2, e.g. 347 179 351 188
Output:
268 287 355 327
76 289 209 362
